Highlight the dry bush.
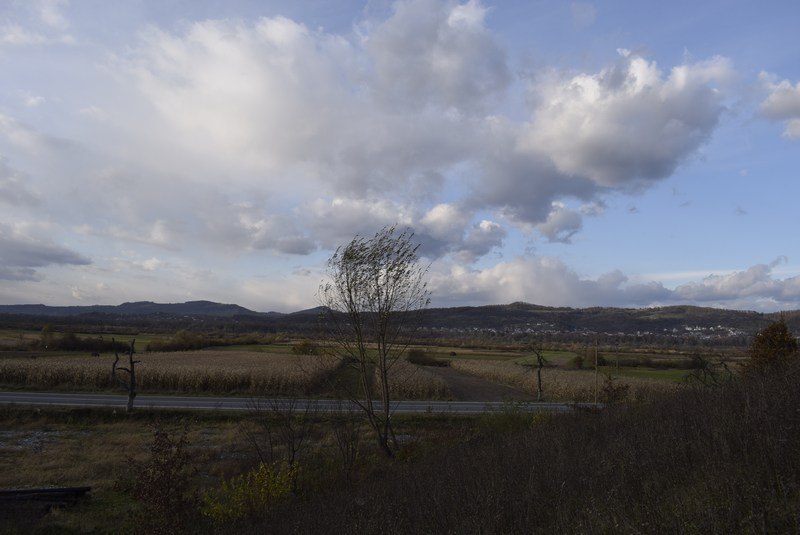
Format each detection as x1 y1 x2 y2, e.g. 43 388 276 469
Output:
381 360 452 400
406 348 448 367
450 359 677 402
127 422 198 534
0 352 340 396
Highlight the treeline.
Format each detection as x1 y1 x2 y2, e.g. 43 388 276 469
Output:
144 330 278 352
5 326 129 353
6 328 283 353
41 331 127 353
0 312 290 336
417 328 752 348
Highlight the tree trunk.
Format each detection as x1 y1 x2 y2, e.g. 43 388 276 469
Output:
536 364 543 402
111 339 139 414
127 390 136 413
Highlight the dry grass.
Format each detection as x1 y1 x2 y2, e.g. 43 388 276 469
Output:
267 366 800 534
1 419 155 491
0 411 255 535
381 359 452 400
450 359 679 402
0 351 341 396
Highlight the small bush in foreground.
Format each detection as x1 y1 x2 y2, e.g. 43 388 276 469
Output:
202 462 297 523
125 422 198 534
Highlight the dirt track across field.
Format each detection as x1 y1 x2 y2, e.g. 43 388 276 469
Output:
424 366 534 402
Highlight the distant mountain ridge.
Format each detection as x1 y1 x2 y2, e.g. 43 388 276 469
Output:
0 300 264 318
0 300 797 340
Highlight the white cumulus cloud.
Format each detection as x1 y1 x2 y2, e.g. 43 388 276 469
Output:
760 73 800 139
367 0 510 112
522 53 732 188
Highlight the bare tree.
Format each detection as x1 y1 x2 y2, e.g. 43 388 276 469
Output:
241 396 318 494
526 340 548 401
319 226 430 457
243 398 316 466
111 339 139 413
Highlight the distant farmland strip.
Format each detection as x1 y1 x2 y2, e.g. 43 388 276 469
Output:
450 359 680 402
0 351 340 396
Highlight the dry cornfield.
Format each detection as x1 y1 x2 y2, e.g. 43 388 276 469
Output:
0 351 341 396
450 359 680 402
380 359 452 400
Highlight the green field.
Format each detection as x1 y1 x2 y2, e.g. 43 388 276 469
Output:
603 366 692 382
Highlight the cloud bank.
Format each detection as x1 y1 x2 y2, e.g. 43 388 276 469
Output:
105 6 734 256
0 0 797 312
430 257 800 311
0 224 90 281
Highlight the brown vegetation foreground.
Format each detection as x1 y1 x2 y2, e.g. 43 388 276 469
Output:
3 363 799 533
258 364 800 534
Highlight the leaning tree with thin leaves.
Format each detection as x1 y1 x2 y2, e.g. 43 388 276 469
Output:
319 226 430 457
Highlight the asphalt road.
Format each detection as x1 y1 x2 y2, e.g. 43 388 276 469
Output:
0 391 593 414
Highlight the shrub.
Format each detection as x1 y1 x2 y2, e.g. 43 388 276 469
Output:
202 462 297 523
406 348 448 367
600 374 630 404
127 422 198 534
291 340 319 355
567 355 584 369
748 317 798 371
477 402 551 433
147 330 210 352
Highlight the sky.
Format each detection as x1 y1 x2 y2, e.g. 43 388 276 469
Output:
0 0 799 313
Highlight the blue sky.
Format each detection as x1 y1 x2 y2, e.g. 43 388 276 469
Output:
0 0 798 312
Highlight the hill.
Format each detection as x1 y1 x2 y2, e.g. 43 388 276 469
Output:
0 300 262 318
0 300 796 346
